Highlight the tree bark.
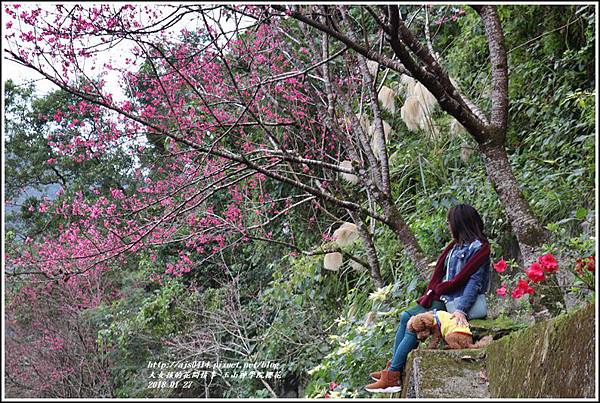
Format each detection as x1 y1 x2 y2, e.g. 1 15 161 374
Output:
475 6 564 318
478 141 564 318
478 141 547 260
381 202 431 280
351 213 384 289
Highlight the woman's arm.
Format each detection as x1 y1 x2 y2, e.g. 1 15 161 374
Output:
454 263 487 315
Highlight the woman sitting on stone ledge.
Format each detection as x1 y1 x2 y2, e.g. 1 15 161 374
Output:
364 203 491 393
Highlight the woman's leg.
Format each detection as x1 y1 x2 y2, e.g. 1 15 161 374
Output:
388 302 445 371
392 311 412 353
389 330 419 371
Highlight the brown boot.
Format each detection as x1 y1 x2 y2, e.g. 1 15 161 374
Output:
364 369 402 393
368 360 391 381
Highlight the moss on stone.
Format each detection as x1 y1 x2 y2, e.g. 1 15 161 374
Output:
470 316 528 340
397 304 594 398
470 315 525 328
486 303 595 398
401 348 489 398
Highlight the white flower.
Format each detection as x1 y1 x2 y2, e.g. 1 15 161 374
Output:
324 252 343 271
307 364 324 375
368 284 392 302
332 222 359 247
412 82 437 114
397 74 417 95
378 85 396 114
356 325 369 334
398 75 440 135
337 340 357 355
366 60 379 77
334 316 348 327
324 351 337 360
400 96 427 132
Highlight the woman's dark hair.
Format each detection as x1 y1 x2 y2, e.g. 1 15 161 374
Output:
447 204 488 245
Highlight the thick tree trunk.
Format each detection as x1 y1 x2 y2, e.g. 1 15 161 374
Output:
353 225 388 289
352 214 384 289
478 141 547 257
472 7 564 319
478 141 564 317
383 203 431 281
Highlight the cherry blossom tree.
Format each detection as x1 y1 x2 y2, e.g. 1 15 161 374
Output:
5 9 569 394
4 3 586 397
4 4 437 292
5 266 114 397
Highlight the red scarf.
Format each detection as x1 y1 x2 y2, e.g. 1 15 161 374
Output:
417 240 490 308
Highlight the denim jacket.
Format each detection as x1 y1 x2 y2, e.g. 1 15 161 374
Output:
440 239 490 315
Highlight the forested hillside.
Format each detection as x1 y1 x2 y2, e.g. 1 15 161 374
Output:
3 4 595 398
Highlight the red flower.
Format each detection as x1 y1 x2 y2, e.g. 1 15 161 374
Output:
329 381 339 391
574 256 595 275
538 253 558 273
575 258 585 275
511 279 535 299
496 284 507 298
525 262 545 283
586 256 595 272
493 258 507 273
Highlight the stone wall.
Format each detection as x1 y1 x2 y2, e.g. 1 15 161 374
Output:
486 302 595 398
399 303 595 398
401 348 489 398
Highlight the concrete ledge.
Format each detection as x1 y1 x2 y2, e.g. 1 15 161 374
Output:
401 348 489 398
